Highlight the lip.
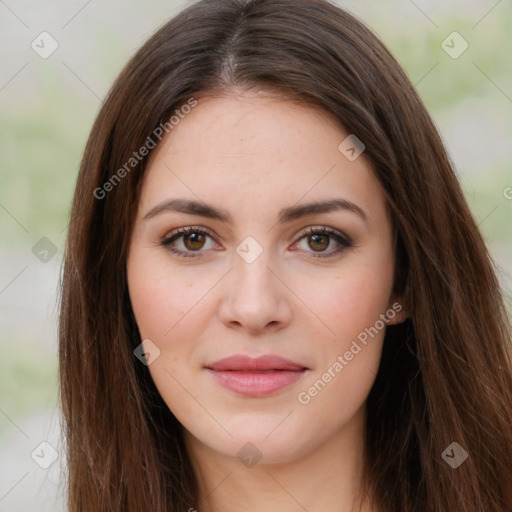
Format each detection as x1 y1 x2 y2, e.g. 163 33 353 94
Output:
204 355 308 397
206 354 307 372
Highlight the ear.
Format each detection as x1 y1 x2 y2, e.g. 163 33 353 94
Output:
385 296 409 325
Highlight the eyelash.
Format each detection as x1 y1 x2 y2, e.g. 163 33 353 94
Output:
160 225 353 259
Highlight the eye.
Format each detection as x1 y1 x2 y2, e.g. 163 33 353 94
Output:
161 226 218 258
160 225 352 259
292 226 352 259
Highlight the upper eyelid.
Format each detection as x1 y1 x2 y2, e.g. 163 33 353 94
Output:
162 225 216 242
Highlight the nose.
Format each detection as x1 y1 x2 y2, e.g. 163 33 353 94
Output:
217 248 293 335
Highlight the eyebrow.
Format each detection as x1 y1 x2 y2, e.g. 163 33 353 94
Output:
143 197 369 227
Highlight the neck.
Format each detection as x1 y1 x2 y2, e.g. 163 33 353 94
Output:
184 404 374 512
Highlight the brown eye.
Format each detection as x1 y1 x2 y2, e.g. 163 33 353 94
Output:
307 233 330 252
182 232 206 251
294 227 353 259
161 227 216 258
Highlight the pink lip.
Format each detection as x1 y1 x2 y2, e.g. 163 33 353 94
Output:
205 355 308 397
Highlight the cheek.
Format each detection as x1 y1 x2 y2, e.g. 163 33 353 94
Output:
292 258 393 410
127 251 210 342
291 258 394 346
127 252 212 418
294 274 390 428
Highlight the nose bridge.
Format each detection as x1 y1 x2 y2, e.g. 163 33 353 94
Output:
232 235 279 299
218 235 292 333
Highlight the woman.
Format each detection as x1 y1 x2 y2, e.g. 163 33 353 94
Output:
58 0 512 510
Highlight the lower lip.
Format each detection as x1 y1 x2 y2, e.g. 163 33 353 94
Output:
206 369 306 397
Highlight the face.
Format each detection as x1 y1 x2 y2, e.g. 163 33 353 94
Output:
127 89 405 465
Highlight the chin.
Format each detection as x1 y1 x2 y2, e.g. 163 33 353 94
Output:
187 415 319 466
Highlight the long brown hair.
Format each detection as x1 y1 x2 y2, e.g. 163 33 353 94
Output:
58 0 512 510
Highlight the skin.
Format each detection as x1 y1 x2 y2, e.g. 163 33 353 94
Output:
127 88 407 512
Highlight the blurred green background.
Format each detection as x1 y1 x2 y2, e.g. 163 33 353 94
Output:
0 1 511 510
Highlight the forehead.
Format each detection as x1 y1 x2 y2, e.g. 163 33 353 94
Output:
138 90 387 226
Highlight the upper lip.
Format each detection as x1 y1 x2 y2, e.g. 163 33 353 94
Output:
205 355 308 372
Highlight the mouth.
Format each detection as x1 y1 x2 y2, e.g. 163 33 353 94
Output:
204 354 308 397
